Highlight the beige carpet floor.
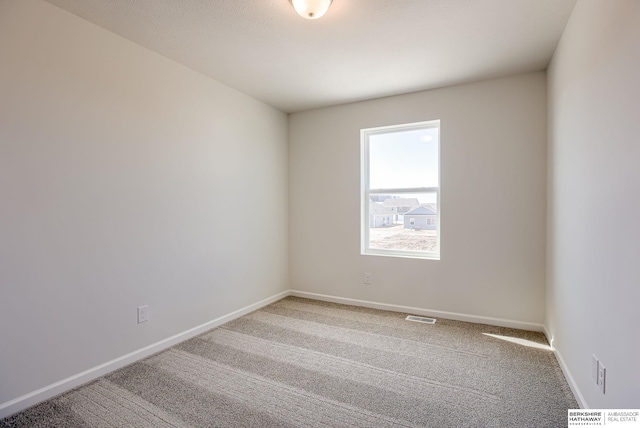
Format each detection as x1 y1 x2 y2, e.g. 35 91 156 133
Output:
1 296 577 427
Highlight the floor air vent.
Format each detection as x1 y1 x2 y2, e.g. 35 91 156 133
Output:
405 315 436 324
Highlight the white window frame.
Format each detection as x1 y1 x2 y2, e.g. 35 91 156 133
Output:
361 120 441 260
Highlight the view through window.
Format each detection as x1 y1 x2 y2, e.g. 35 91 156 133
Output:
361 120 440 259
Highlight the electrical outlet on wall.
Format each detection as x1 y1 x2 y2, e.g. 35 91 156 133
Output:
364 273 373 285
597 362 606 394
137 305 149 324
592 354 606 394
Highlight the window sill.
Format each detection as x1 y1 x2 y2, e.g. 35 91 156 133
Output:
362 249 440 260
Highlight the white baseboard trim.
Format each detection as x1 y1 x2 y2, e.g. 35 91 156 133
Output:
0 290 290 420
290 290 545 332
543 327 588 409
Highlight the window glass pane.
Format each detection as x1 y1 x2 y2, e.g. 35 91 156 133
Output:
368 193 438 253
362 120 440 259
369 127 439 189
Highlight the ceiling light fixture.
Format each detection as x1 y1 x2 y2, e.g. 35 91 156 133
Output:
290 0 332 20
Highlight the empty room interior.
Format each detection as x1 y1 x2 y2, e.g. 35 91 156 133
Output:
1 0 639 426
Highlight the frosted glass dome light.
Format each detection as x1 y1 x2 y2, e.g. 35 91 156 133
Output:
291 0 333 20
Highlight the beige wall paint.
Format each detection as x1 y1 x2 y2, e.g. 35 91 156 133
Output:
547 0 640 408
0 0 288 408
289 72 547 325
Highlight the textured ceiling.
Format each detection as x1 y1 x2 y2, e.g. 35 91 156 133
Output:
43 0 577 113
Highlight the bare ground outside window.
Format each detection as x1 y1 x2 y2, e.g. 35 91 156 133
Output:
369 225 437 252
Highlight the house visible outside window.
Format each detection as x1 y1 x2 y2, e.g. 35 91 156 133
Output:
361 120 440 259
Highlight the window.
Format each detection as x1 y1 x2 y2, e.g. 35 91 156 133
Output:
361 120 440 259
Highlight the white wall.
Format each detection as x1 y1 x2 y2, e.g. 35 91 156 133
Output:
289 72 547 327
547 0 640 408
0 0 288 411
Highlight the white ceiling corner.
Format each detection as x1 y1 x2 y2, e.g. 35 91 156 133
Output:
42 0 577 113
